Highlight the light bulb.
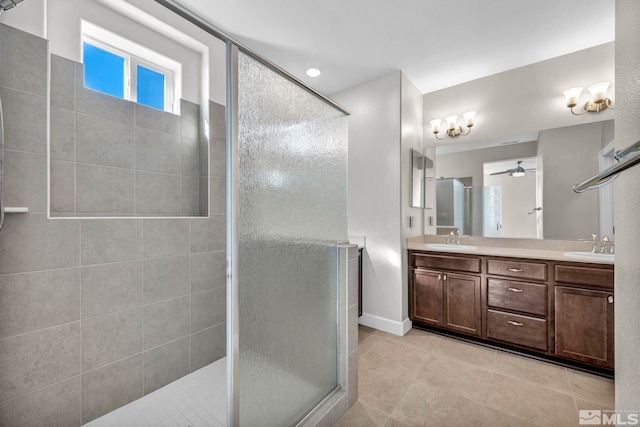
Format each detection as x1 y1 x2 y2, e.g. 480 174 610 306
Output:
445 115 458 131
563 87 583 108
306 67 322 77
462 111 476 127
588 82 610 104
429 119 442 134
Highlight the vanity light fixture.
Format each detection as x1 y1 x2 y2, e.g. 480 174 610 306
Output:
429 111 476 140
563 82 613 115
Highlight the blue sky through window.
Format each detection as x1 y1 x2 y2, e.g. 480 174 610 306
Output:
83 42 125 98
137 65 165 110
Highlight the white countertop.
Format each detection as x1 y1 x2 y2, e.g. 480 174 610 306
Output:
407 238 614 265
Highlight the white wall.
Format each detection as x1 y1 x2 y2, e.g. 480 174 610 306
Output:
334 72 409 335
0 0 45 37
400 73 424 320
614 0 640 413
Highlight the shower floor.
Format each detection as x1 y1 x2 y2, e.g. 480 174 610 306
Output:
84 358 227 427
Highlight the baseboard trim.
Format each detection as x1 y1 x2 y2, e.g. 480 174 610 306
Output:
358 312 412 336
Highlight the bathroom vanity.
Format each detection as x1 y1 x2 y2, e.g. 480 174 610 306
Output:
408 244 614 372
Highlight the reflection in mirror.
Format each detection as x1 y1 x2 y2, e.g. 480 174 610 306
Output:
435 120 614 240
47 0 212 217
410 149 425 208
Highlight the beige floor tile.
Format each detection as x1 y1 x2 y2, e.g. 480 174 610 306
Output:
358 327 385 358
567 369 615 408
493 351 573 395
415 354 493 405
486 373 579 427
431 336 497 370
384 417 411 427
361 338 430 377
382 328 442 353
358 359 415 414
390 382 485 427
481 407 538 427
575 398 614 412
336 401 389 427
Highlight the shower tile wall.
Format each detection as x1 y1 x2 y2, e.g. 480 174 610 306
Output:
49 54 207 217
0 24 227 426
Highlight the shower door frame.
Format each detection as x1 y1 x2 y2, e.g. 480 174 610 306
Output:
153 2 350 426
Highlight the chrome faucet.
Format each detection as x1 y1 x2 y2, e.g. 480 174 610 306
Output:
600 235 610 254
591 233 599 253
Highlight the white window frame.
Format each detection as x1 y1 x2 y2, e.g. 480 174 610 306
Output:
81 21 181 114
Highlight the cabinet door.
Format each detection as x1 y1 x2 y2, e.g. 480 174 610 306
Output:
444 272 481 336
412 270 444 327
555 286 614 369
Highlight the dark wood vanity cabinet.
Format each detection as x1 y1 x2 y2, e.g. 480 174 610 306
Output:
554 264 615 369
410 253 482 337
409 250 615 372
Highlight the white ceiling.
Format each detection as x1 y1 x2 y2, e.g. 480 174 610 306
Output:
177 0 614 96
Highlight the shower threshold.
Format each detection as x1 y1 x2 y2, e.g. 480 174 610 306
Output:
83 358 226 427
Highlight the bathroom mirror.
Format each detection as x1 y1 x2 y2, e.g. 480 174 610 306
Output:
410 149 425 208
47 0 212 217
425 42 615 241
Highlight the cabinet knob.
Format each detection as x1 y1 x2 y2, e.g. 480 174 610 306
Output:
438 273 442 280
508 287 524 293
443 274 447 281
507 320 524 326
507 268 524 273
608 295 614 304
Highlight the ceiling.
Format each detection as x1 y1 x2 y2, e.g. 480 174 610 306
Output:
177 0 614 96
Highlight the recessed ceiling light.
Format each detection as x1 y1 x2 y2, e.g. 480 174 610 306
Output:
306 67 322 77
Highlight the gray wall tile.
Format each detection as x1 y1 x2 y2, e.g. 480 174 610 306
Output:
76 164 134 215
210 176 226 215
3 150 47 212
199 138 209 177
82 355 142 423
143 337 189 394
143 255 189 304
143 296 189 350
50 107 76 161
0 376 81 427
50 160 75 214
210 139 225 178
191 323 226 371
190 215 226 253
135 128 180 175
50 54 76 111
0 268 80 339
135 171 180 215
0 24 47 96
0 87 46 154
0 322 80 402
81 219 142 265
181 137 200 177
348 259 358 307
75 64 134 125
180 99 199 140
209 101 226 142
0 213 80 275
82 308 142 371
199 176 209 216
181 175 200 216
135 103 180 136
190 251 226 293
76 114 134 169
191 287 226 333
81 261 143 319
143 219 189 259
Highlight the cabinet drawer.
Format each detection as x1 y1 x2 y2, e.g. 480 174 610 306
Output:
487 279 547 316
487 259 547 281
412 254 480 273
554 265 614 289
487 309 548 351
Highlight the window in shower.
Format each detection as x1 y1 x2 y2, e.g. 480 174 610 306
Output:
81 21 180 113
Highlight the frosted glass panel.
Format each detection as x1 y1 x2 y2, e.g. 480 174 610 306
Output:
237 52 348 426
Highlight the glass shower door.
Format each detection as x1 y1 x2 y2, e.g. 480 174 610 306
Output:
228 47 348 426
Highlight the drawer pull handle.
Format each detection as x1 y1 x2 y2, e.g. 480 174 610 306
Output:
508 287 524 293
507 268 524 272
507 320 524 326
608 295 614 304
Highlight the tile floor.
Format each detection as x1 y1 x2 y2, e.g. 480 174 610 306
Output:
337 326 614 427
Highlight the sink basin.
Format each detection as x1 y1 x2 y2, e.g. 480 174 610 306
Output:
425 243 478 251
564 251 615 261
